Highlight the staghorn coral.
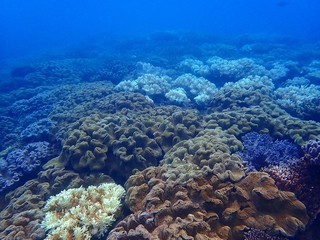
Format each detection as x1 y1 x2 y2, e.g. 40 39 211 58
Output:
41 183 125 240
108 164 308 239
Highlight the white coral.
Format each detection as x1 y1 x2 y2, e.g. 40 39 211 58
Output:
165 88 190 104
172 73 218 105
41 183 125 240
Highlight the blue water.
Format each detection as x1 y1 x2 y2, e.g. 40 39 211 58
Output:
1 1 320 239
1 0 320 59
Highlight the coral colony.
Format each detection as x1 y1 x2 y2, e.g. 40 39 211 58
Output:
1 33 320 239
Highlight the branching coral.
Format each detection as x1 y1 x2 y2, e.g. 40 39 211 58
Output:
236 132 299 170
41 183 125 240
302 138 320 165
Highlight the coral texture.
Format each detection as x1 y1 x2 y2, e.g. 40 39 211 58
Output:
302 138 320 165
108 164 308 239
160 128 245 182
0 168 85 240
0 141 58 193
41 183 125 240
45 113 164 180
236 132 299 170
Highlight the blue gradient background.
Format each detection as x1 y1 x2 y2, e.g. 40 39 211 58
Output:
1 0 320 59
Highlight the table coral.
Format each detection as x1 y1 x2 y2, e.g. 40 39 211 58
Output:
107 164 308 239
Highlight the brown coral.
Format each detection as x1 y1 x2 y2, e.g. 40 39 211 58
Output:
0 167 114 240
107 163 308 240
0 168 83 240
160 128 245 182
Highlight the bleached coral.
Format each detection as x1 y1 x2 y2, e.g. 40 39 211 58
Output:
180 56 288 81
114 80 139 92
41 183 125 240
165 88 190 104
179 59 210 76
267 63 289 80
207 57 267 80
115 74 171 96
275 84 320 117
136 74 171 95
222 75 274 95
172 73 218 105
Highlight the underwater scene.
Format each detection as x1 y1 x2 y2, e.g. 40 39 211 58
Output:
1 1 320 239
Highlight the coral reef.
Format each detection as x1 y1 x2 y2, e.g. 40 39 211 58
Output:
0 141 58 193
160 128 246 182
154 110 203 153
302 138 320 165
206 76 320 145
115 74 171 96
171 73 218 105
41 183 125 240
0 168 83 239
108 165 308 239
180 57 288 81
20 118 56 142
275 84 320 120
0 167 115 240
165 87 190 104
244 229 288 240
236 132 299 170
45 113 164 180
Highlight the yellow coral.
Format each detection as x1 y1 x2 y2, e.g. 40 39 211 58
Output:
41 183 125 240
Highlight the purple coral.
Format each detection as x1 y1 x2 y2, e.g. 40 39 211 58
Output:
237 132 300 170
0 157 22 192
244 229 288 240
0 141 58 192
302 138 320 165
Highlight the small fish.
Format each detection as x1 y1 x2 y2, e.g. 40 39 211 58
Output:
277 1 290 7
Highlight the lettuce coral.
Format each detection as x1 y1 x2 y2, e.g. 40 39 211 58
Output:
41 183 125 240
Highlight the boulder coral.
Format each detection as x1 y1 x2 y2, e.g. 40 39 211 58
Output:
107 164 308 239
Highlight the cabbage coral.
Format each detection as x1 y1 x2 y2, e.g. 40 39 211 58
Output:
41 183 125 240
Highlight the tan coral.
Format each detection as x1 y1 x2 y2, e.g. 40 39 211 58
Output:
154 110 203 153
160 128 246 182
0 168 83 240
107 164 309 240
45 113 164 179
